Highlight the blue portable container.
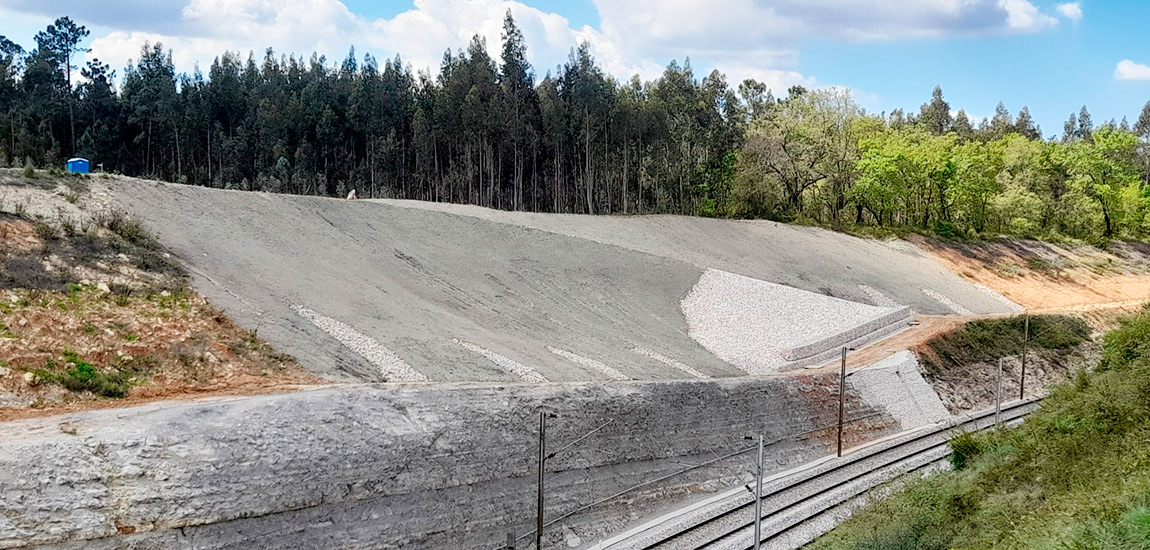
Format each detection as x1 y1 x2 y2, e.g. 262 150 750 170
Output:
66 158 90 174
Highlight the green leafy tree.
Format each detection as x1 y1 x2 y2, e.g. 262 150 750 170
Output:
1058 126 1141 237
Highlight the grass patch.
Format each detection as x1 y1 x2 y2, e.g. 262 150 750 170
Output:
32 351 137 399
809 308 1150 550
920 314 1090 373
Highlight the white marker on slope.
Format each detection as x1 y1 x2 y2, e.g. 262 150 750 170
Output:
547 346 630 381
455 339 548 383
294 306 428 383
631 347 711 379
922 288 974 315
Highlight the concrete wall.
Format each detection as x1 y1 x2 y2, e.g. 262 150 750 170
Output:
0 377 896 550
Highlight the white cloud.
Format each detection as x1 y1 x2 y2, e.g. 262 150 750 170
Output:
1115 60 1150 82
67 0 1060 98
1056 2 1083 21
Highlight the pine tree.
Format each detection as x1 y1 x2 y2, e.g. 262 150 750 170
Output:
1078 105 1093 141
919 85 952 134
1063 112 1078 142
1014 106 1040 139
989 102 1012 138
953 109 974 139
1136 101 1150 138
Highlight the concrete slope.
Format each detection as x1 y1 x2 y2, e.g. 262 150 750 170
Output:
109 181 1011 384
378 199 1009 316
110 180 744 383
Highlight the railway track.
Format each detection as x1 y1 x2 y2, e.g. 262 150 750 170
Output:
631 399 1040 550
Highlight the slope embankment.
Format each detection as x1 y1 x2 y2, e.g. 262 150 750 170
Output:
104 180 1013 385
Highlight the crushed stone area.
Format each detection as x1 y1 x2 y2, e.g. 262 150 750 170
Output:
857 284 900 308
630 347 710 379
455 339 549 382
294 306 427 383
849 351 951 430
547 346 631 381
922 288 974 315
681 269 912 374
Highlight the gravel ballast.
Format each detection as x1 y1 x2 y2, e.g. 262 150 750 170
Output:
681 269 913 374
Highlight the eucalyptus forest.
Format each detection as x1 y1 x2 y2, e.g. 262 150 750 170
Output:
4 15 1150 240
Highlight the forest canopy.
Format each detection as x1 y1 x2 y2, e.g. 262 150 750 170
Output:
4 15 1150 241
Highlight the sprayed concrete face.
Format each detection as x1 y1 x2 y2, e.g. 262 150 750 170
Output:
107 181 1013 385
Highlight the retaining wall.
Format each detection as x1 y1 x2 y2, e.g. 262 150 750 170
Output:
0 377 896 550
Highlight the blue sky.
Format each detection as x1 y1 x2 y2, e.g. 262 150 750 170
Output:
1 0 1148 134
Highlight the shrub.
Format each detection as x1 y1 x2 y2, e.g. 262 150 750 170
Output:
22 164 35 178
34 352 135 398
1099 304 1150 370
103 212 156 248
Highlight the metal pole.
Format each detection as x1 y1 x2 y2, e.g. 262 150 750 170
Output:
837 347 847 457
1019 313 1029 401
754 434 763 550
507 533 515 550
995 358 1003 428
536 412 546 550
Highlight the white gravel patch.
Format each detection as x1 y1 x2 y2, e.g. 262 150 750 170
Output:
857 285 900 308
681 269 911 375
454 339 548 383
630 347 711 379
547 346 631 381
294 306 427 382
973 283 1025 313
850 351 951 430
922 288 974 315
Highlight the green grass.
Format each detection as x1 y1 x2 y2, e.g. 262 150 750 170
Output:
809 308 1150 550
32 351 137 399
920 314 1090 374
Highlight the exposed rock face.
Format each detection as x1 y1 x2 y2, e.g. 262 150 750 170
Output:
0 377 895 549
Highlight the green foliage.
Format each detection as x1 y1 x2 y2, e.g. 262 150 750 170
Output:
3 14 1150 240
922 315 1090 371
33 350 135 398
948 430 983 470
811 309 1150 549
1099 304 1150 370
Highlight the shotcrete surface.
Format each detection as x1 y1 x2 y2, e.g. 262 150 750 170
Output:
104 181 1012 384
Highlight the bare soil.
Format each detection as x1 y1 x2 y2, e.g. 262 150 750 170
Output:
909 235 1150 310
0 174 326 419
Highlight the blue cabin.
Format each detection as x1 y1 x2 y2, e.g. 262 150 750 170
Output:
66 158 90 174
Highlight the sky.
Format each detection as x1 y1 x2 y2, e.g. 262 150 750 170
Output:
1 0 1148 137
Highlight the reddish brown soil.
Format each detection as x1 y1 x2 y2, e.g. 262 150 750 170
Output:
909 235 1150 310
0 287 325 420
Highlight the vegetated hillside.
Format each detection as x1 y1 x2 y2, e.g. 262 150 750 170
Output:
0 170 321 418
915 315 1096 412
809 307 1150 549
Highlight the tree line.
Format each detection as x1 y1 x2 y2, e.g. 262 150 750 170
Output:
3 15 1150 240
